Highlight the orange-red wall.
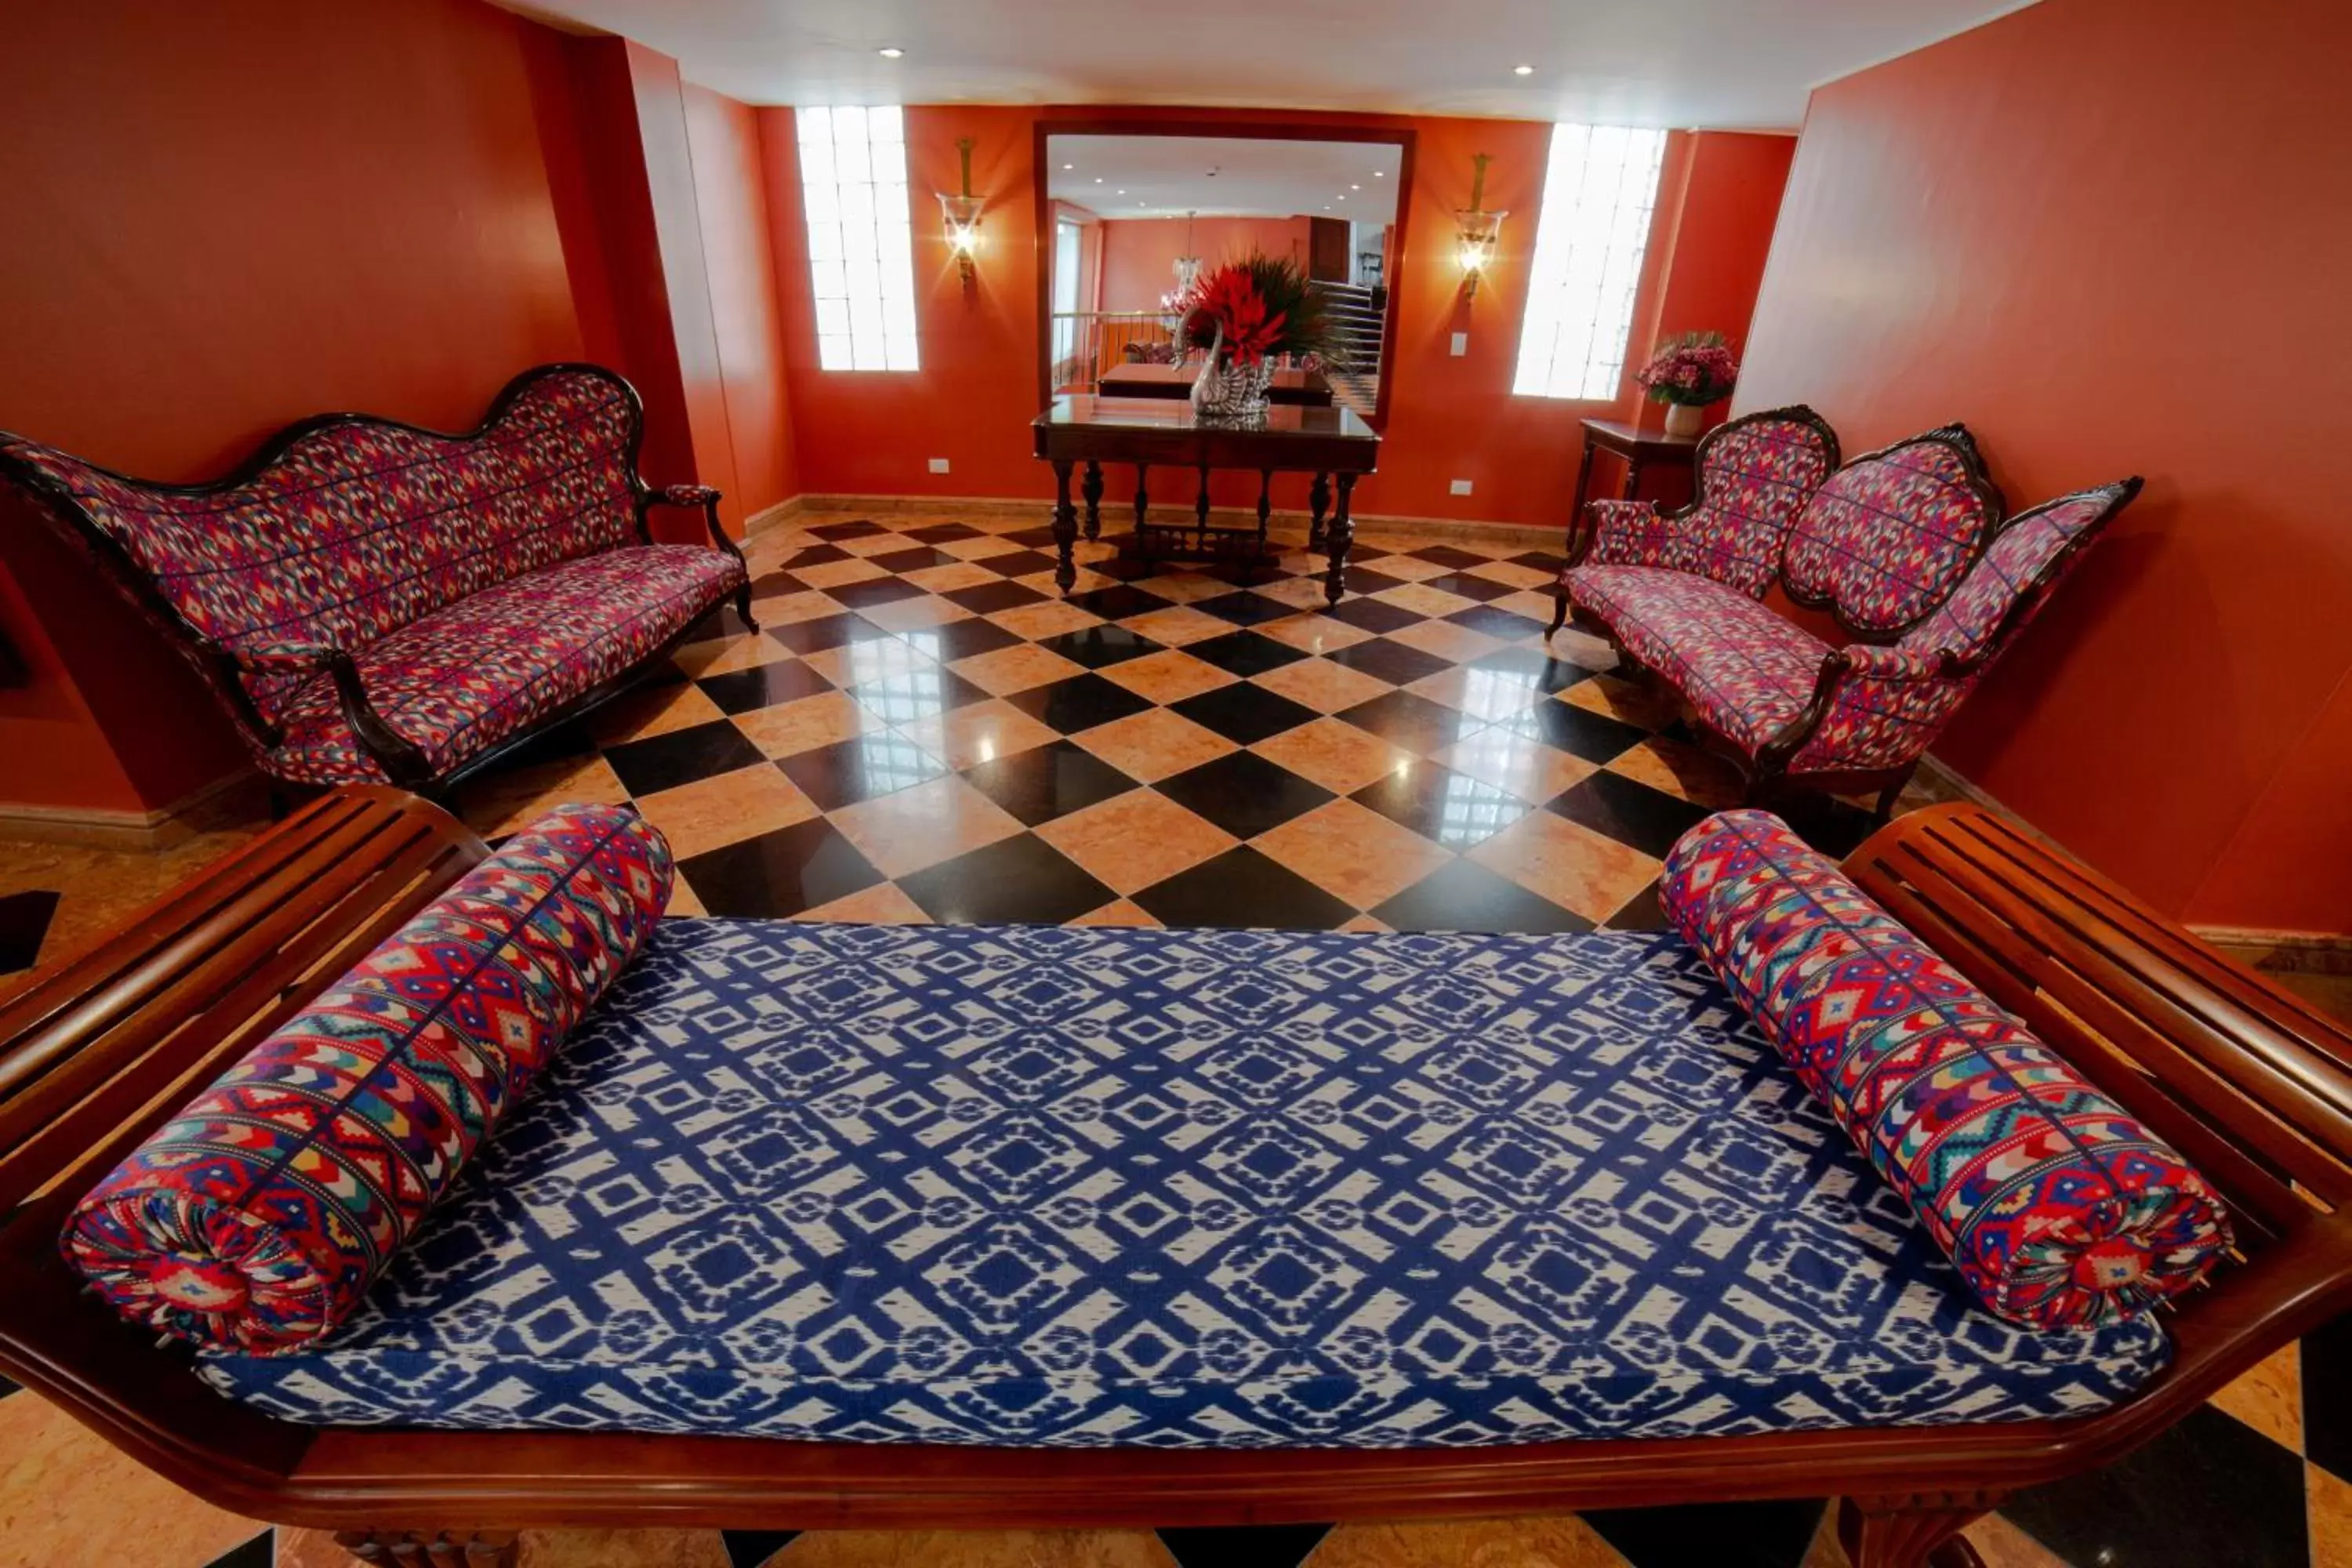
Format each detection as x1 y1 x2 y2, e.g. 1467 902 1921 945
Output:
1739 0 2352 935
1097 216 1312 311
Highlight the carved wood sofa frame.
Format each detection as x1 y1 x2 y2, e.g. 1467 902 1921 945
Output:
3 789 2350 1568
0 365 754 800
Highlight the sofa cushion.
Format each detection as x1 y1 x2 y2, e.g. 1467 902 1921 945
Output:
1661 810 2233 1329
1783 429 2000 636
63 807 672 1353
201 919 2168 1445
0 368 644 729
267 544 743 786
1677 410 1842 597
1566 564 1828 750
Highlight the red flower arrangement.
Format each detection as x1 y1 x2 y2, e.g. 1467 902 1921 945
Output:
1635 330 1739 407
1172 252 1340 369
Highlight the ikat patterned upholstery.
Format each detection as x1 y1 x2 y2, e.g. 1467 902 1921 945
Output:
1781 427 2002 635
204 918 2169 1444
1566 565 1827 753
1660 810 2232 1329
1899 483 2139 666
263 545 745 786
1576 410 1838 599
1581 499 1689 572
63 806 672 1353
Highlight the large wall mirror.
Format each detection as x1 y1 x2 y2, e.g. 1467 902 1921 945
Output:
1033 121 1415 426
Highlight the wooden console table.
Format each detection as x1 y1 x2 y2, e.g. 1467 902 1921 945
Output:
1572 416 1701 521
1032 396 1380 607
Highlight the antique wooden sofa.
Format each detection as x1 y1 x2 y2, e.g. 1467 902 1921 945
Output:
0 365 753 797
4 789 2350 1568
1548 408 2140 815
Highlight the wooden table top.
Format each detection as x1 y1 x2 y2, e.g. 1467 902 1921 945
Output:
1578 416 1703 456
1098 364 1334 405
1038 395 1375 441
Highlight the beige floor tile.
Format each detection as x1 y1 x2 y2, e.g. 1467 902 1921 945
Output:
735 690 888 760
664 877 710 916
454 753 630 837
1118 604 1242 647
1254 797 1450 909
988 600 1102 641
1254 612 1375 654
902 560 1002 594
673 631 786 679
1036 788 1238 895
1958 1512 2074 1568
587 679 729 746
1020 567 1117 599
1470 809 1664 920
1547 625 1622 670
633 765 819 860
0 1391 268 1568
835 532 923 558
2212 1339 2303 1452
794 557 890 590
1252 656 1396 715
895 699 1062 771
804 636 934 691
0 824 260 973
1307 1514 1632 1568
951 642 1088 697
1073 707 1238 782
1433 724 1599 804
1250 717 1416 796
1374 581 1479 619
1256 573 1338 611
1100 648 1240 705
1127 571 1232 604
1069 897 1165 928
942 533 1028 561
1497 587 1567 624
793 880 935 925
1352 552 1453 582
1338 912 1393 933
1408 666 1546 722
752 588 848 626
1565 673 1679 730
1608 735 1745 809
829 773 1024 877
858 594 974 633
278 1527 736 1568
1467 558 1559 590
1387 619 1508 664
774 1529 1178 1568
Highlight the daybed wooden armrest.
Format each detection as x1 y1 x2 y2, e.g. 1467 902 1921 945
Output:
2 795 2349 1568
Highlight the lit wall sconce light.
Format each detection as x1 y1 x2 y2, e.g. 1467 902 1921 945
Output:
938 136 984 285
1454 152 1506 299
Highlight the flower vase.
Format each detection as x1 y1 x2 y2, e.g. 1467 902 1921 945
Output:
1662 401 1706 438
1190 356 1273 423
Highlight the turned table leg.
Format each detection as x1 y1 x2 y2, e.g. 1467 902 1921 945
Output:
1323 472 1356 607
1051 458 1078 594
1082 459 1103 542
1308 470 1331 553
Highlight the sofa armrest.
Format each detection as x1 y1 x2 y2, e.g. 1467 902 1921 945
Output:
231 641 432 789
1570 499 1683 569
637 482 744 561
227 639 339 677
1765 644 1976 779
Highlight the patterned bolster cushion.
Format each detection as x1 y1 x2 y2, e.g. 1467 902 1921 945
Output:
63 805 673 1353
1659 809 2232 1329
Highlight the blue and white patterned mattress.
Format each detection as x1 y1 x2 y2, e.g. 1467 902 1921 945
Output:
201 920 2170 1446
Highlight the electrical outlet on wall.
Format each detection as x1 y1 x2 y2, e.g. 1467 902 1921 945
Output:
1449 478 1474 496
1450 332 1468 356
927 457 951 474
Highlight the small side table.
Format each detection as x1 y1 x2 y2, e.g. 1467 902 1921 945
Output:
1571 417 1701 522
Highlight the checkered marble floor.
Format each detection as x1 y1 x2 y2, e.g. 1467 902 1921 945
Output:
1 508 2347 1568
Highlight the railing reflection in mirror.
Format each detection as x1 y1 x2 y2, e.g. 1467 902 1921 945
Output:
1050 310 1181 394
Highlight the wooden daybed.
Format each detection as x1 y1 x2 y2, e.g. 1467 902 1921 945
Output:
3 789 2350 1568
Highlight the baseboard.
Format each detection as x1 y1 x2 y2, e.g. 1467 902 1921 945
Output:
2189 926 2352 977
740 495 804 537
0 769 267 851
793 492 1566 549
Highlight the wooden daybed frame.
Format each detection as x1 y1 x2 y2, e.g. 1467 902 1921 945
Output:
3 789 2350 1568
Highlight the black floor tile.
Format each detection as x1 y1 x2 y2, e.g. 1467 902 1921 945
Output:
697 658 834 715
1470 644 1599 695
678 818 885 916
1326 636 1450 688
1132 846 1357 930
1158 1523 1330 1568
1005 672 1156 734
903 521 982 543
489 714 601 768
1421 570 1518 603
1547 770 1708 858
898 617 1023 663
746 568 802 597
1370 859 1593 934
1772 791 1881 858
0 1371 20 1398
1408 543 1490 568
810 519 889 540
2301 1308 2352 1482
763 611 895 656
2002 1404 2309 1568
1323 595 1424 634
1171 683 1319 746
961 740 1138 826
602 719 769 797
898 834 1115 924
1584 1497 1828 1568
783 542 853 567
201 1534 275 1568
826 574 929 609
1035 623 1163 670
720 1530 801 1568
946 579 1047 614
0 889 62 973
1603 878 1670 931
1351 761 1530 848
1186 629 1310 678
1068 583 1172 620
1490 699 1650 764
1446 604 1548 640
1339 564 1409 596
844 666 989 725
1157 750 1334 838
1004 525 1061 547
1335 688 1482 755
866 544 964 573
1192 589 1295 627
978 548 1059 578
1508 548 1567 572
779 733 949 809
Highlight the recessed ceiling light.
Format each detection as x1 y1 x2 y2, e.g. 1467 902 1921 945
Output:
1094 177 1102 183
1512 63 1534 75
1062 162 1074 170
878 46 905 58
1116 189 1127 194
1351 183 1361 191
1372 170 1385 178
1336 194 1346 200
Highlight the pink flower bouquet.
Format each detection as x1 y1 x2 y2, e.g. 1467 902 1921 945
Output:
1635 330 1739 407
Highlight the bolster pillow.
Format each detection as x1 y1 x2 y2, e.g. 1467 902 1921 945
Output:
64 804 673 1353
1660 808 2231 1329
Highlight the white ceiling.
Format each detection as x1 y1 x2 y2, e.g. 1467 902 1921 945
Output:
502 0 2038 129
1049 136 1403 223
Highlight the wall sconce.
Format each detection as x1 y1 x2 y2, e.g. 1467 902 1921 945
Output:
1454 152 1506 299
937 136 984 285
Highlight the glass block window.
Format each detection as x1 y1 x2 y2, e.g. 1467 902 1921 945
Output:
797 106 920 372
1512 124 1668 401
